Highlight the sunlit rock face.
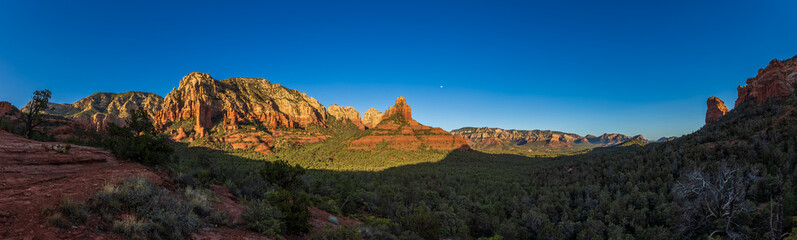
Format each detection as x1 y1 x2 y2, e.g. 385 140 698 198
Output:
348 96 469 151
736 57 797 107
705 96 729 124
328 104 365 130
154 72 328 134
32 91 163 131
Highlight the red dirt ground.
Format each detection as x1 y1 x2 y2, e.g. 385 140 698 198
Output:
0 130 163 239
0 130 361 239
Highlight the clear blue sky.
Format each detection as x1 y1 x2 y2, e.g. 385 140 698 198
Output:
1 0 796 140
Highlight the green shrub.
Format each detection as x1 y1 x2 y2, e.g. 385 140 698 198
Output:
242 199 285 237
258 160 305 191
267 188 312 234
104 108 173 166
313 226 364 240
105 123 173 165
402 208 440 240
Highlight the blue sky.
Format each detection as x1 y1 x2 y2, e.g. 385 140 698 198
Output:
1 0 796 140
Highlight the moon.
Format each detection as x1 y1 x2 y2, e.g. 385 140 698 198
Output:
440 85 443 88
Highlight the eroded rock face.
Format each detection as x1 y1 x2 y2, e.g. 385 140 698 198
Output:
348 97 469 151
451 127 589 150
736 57 797 107
154 72 328 136
362 108 383 129
33 92 164 131
706 96 729 124
327 104 365 130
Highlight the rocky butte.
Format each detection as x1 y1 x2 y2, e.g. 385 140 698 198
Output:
347 96 469 151
705 96 729 124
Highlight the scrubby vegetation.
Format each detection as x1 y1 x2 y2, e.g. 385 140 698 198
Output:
105 108 173 165
45 177 226 240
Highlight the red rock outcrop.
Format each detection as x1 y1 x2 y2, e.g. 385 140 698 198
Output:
736 57 797 107
381 96 414 123
225 109 240 130
705 96 729 124
362 108 383 129
172 127 188 141
0 101 18 117
155 72 327 138
328 104 365 130
348 97 469 151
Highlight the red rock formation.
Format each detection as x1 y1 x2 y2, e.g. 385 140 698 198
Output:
155 72 327 137
172 127 188 141
34 92 163 131
706 96 729 124
736 58 797 107
381 96 415 124
225 109 240 130
348 97 469 151
0 101 18 117
193 99 214 138
327 104 365 130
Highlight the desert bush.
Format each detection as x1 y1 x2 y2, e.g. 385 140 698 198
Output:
242 199 285 237
89 177 225 239
43 197 89 229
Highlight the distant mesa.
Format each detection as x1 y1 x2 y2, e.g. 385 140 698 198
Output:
656 136 678 142
705 96 729 124
347 96 470 151
451 127 647 151
735 56 797 107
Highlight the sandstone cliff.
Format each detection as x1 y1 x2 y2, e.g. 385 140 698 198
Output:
348 97 469 151
705 96 729 124
362 108 384 129
736 56 797 107
32 92 163 131
154 72 328 137
327 104 365 130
